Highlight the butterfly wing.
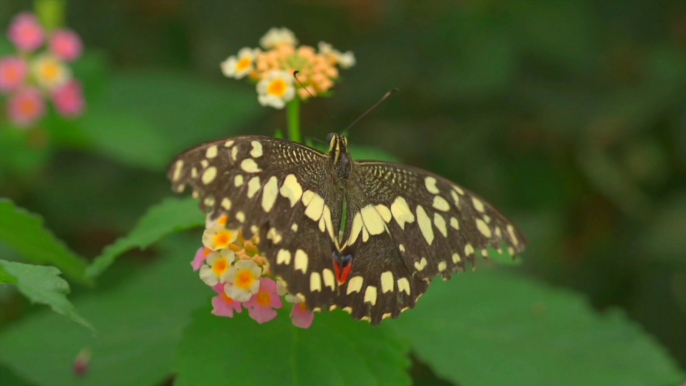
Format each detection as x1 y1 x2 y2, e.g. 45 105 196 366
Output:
349 161 527 282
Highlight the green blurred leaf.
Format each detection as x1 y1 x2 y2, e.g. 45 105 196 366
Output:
0 127 51 183
392 270 685 386
86 197 203 278
347 144 400 163
0 199 90 285
82 70 261 171
175 308 410 386
637 194 686 266
0 260 92 330
0 238 207 386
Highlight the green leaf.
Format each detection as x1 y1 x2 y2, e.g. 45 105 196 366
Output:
0 199 91 285
82 70 261 171
0 238 208 386
86 197 204 278
392 270 685 386
0 260 92 331
175 307 411 386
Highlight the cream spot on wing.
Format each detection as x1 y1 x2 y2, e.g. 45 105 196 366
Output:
484 215 491 223
221 198 231 210
416 206 434 245
507 224 519 246
172 160 183 181
381 271 394 293
329 305 337 311
191 167 198 178
342 307 353 314
360 316 371 322
302 190 315 206
201 160 209 168
247 176 261 198
348 212 364 246
310 272 322 292
277 249 292 265
382 313 392 320
294 249 308 273
291 223 298 232
450 217 460 230
465 243 475 256
236 211 245 223
364 286 377 305
201 166 217 184
361 205 386 235
414 257 428 271
231 146 238 161
204 197 215 207
452 252 461 263
374 204 392 223
438 261 447 271
250 141 263 158
451 190 460 207
453 186 465 195
397 278 411 295
240 158 261 173
391 197 415 229
425 176 439 194
399 244 405 252
495 227 502 238
433 213 447 237
432 196 450 212
346 276 364 294
472 197 485 213
362 228 370 242
261 176 279 212
224 140 235 148
279 174 303 207
476 218 492 238
205 145 218 159
304 193 325 221
234 175 244 187
322 206 335 240
322 269 335 290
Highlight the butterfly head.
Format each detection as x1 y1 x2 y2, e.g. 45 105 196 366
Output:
331 250 353 285
327 133 352 180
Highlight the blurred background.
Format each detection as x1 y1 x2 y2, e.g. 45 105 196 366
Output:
1 0 685 384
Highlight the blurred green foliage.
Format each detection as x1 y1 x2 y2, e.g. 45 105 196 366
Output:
1 0 686 385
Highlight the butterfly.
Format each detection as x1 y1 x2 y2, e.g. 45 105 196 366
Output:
168 133 526 324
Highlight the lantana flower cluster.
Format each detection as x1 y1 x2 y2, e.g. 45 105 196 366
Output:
0 12 85 128
192 214 314 328
220 27 355 109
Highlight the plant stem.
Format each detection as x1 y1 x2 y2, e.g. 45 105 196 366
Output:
287 97 301 143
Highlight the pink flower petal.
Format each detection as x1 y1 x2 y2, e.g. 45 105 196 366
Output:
52 80 85 118
290 302 314 329
191 247 210 271
8 87 46 128
247 305 278 324
50 29 83 62
8 13 44 52
0 57 28 93
210 283 242 318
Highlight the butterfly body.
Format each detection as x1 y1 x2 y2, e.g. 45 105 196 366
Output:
169 134 526 324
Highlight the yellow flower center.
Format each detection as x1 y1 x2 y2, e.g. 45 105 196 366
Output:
213 230 233 248
212 258 228 276
236 57 252 72
40 61 61 82
236 269 255 289
217 215 228 226
267 79 287 97
297 302 308 312
257 290 271 306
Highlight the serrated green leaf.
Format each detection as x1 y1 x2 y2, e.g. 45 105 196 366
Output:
0 238 207 386
86 197 203 278
175 307 411 386
0 260 92 331
0 199 90 285
392 270 685 386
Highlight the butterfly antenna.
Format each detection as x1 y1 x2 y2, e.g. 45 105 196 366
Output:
293 71 337 132
343 88 399 134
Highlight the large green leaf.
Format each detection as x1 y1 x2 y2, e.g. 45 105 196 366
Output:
175 307 411 386
82 70 261 171
392 270 685 386
0 260 92 331
0 238 207 386
86 197 203 278
0 199 90 285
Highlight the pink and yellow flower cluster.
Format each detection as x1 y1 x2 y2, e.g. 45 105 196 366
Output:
192 214 314 328
221 27 355 109
0 12 85 128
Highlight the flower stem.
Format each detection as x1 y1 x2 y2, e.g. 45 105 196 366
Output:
286 97 301 143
